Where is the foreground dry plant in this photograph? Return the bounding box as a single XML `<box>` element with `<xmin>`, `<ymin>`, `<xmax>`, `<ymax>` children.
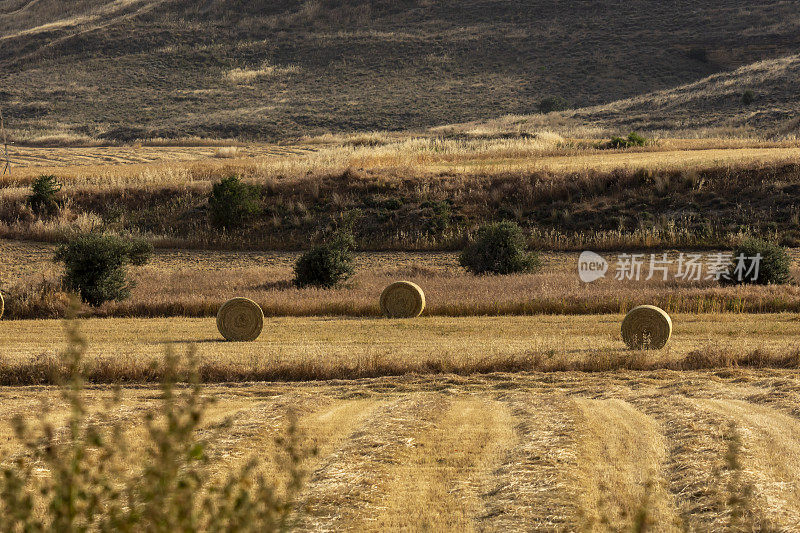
<box><xmin>0</xmin><ymin>318</ymin><xmax>313</xmax><ymax>531</ymax></box>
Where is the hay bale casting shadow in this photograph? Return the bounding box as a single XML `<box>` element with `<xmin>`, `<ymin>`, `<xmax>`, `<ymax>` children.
<box><xmin>621</xmin><ymin>305</ymin><xmax>672</xmax><ymax>350</ymax></box>
<box><xmin>217</xmin><ymin>297</ymin><xmax>264</xmax><ymax>341</ymax></box>
<box><xmin>380</xmin><ymin>281</ymin><xmax>425</xmax><ymax>318</ymax></box>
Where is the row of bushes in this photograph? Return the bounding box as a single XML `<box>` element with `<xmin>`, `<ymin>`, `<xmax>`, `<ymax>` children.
<box><xmin>52</xmin><ymin>223</ymin><xmax>791</xmax><ymax>308</ymax></box>
<box><xmin>51</xmin><ymin>220</ymin><xmax>542</xmax><ymax>305</ymax></box>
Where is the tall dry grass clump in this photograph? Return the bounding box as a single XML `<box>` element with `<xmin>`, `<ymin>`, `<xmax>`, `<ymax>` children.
<box><xmin>0</xmin><ymin>310</ymin><xmax>313</xmax><ymax>530</ymax></box>
<box><xmin>213</xmin><ymin>146</ymin><xmax>239</xmax><ymax>159</ymax></box>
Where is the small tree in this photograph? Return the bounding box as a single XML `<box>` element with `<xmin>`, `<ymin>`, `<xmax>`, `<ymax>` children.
<box><xmin>28</xmin><ymin>174</ymin><xmax>61</xmax><ymax>216</ymax></box>
<box><xmin>460</xmin><ymin>221</ymin><xmax>541</xmax><ymax>275</ymax></box>
<box><xmin>538</xmin><ymin>96</ymin><xmax>570</xmax><ymax>114</ymax></box>
<box><xmin>741</xmin><ymin>90</ymin><xmax>755</xmax><ymax>105</ymax></box>
<box><xmin>608</xmin><ymin>132</ymin><xmax>647</xmax><ymax>149</ymax></box>
<box><xmin>208</xmin><ymin>176</ymin><xmax>260</xmax><ymax>230</ymax></box>
<box><xmin>724</xmin><ymin>238</ymin><xmax>791</xmax><ymax>285</ymax></box>
<box><xmin>54</xmin><ymin>233</ymin><xmax>153</xmax><ymax>306</ymax></box>
<box><xmin>294</xmin><ymin>230</ymin><xmax>355</xmax><ymax>288</ymax></box>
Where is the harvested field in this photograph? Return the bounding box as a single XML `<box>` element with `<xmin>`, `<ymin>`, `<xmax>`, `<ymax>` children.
<box><xmin>2</xmin><ymin>369</ymin><xmax>800</xmax><ymax>530</ymax></box>
<box><xmin>1</xmin><ymin>314</ymin><xmax>799</xmax><ymax>384</ymax></box>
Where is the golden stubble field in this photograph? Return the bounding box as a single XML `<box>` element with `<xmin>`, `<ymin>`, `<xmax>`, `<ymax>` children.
<box><xmin>2</xmin><ymin>363</ymin><xmax>800</xmax><ymax>531</ymax></box>
<box><xmin>1</xmin><ymin>313</ymin><xmax>800</xmax><ymax>381</ymax></box>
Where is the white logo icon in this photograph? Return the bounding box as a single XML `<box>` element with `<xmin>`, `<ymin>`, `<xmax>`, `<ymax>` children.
<box><xmin>578</xmin><ymin>251</ymin><xmax>608</xmax><ymax>283</ymax></box>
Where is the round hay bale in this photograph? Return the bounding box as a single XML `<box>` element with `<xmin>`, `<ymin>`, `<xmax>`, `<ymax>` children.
<box><xmin>217</xmin><ymin>297</ymin><xmax>264</xmax><ymax>342</ymax></box>
<box><xmin>0</xmin><ymin>291</ymin><xmax>4</xmax><ymax>320</ymax></box>
<box><xmin>380</xmin><ymin>281</ymin><xmax>425</xmax><ymax>318</ymax></box>
<box><xmin>621</xmin><ymin>305</ymin><xmax>672</xmax><ymax>350</ymax></box>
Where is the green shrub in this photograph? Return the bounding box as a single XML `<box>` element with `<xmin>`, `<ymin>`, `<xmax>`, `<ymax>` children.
<box><xmin>294</xmin><ymin>230</ymin><xmax>355</xmax><ymax>288</ymax></box>
<box><xmin>687</xmin><ymin>47</ymin><xmax>708</xmax><ymax>62</ymax></box>
<box><xmin>422</xmin><ymin>200</ymin><xmax>451</xmax><ymax>233</ymax></box>
<box><xmin>54</xmin><ymin>233</ymin><xmax>153</xmax><ymax>306</ymax></box>
<box><xmin>209</xmin><ymin>176</ymin><xmax>261</xmax><ymax>229</ymax></box>
<box><xmin>459</xmin><ymin>221</ymin><xmax>541</xmax><ymax>275</ymax></box>
<box><xmin>538</xmin><ymin>96</ymin><xmax>570</xmax><ymax>114</ymax></box>
<box><xmin>725</xmin><ymin>238</ymin><xmax>791</xmax><ymax>285</ymax></box>
<box><xmin>608</xmin><ymin>132</ymin><xmax>647</xmax><ymax>149</ymax></box>
<box><xmin>28</xmin><ymin>174</ymin><xmax>61</xmax><ymax>216</ymax></box>
<box><xmin>741</xmin><ymin>90</ymin><xmax>755</xmax><ymax>105</ymax></box>
<box><xmin>0</xmin><ymin>317</ymin><xmax>311</xmax><ymax>531</ymax></box>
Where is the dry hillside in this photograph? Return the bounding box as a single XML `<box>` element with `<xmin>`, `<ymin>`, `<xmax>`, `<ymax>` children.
<box><xmin>2</xmin><ymin>0</ymin><xmax>800</xmax><ymax>142</ymax></box>
<box><xmin>475</xmin><ymin>53</ymin><xmax>800</xmax><ymax>138</ymax></box>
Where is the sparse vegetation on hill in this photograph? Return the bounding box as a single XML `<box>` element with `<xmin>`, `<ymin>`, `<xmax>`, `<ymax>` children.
<box><xmin>460</xmin><ymin>221</ymin><xmax>541</xmax><ymax>275</ymax></box>
<box><xmin>3</xmin><ymin>160</ymin><xmax>800</xmax><ymax>251</ymax></box>
<box><xmin>2</xmin><ymin>1</ymin><xmax>800</xmax><ymax>143</ymax></box>
<box><xmin>27</xmin><ymin>174</ymin><xmax>61</xmax><ymax>216</ymax></box>
<box><xmin>607</xmin><ymin>132</ymin><xmax>648</xmax><ymax>149</ymax></box>
<box><xmin>727</xmin><ymin>238</ymin><xmax>792</xmax><ymax>286</ymax></box>
<box><xmin>208</xmin><ymin>175</ymin><xmax>260</xmax><ymax>230</ymax></box>
<box><xmin>294</xmin><ymin>229</ymin><xmax>356</xmax><ymax>288</ymax></box>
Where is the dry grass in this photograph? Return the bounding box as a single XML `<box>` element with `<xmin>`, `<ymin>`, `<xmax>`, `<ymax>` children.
<box><xmin>2</xmin><ymin>138</ymin><xmax>799</xmax><ymax>252</ymax></box>
<box><xmin>0</xmin><ymin>144</ymin><xmax>312</xmax><ymax>186</ymax></box>
<box><xmin>224</xmin><ymin>63</ymin><xmax>300</xmax><ymax>83</ymax></box>
<box><xmin>2</xmin><ymin>367</ymin><xmax>800</xmax><ymax>529</ymax></box>
<box><xmin>212</xmin><ymin>146</ymin><xmax>239</xmax><ymax>158</ymax></box>
<box><xmin>2</xmin><ymin>137</ymin><xmax>799</xmax><ymax>190</ymax></box>
<box><xmin>3</xmin><ymin>242</ymin><xmax>799</xmax><ymax>320</ymax></box>
<box><xmin>0</xmin><ymin>313</ymin><xmax>799</xmax><ymax>385</ymax></box>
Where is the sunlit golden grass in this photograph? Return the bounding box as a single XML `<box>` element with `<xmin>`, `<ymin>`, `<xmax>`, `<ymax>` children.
<box><xmin>428</xmin><ymin>147</ymin><xmax>800</xmax><ymax>174</ymax></box>
<box><xmin>1</xmin><ymin>321</ymin><xmax>800</xmax><ymax>529</ymax></box>
<box><xmin>2</xmin><ymin>136</ymin><xmax>798</xmax><ymax>190</ymax></box>
<box><xmin>0</xmin><ymin>313</ymin><xmax>799</xmax><ymax>384</ymax></box>
<box><xmin>3</xmin><ymin>241</ymin><xmax>800</xmax><ymax>320</ymax></box>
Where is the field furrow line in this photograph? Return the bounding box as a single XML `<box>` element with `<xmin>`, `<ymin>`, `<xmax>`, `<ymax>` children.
<box><xmin>196</xmin><ymin>392</ymin><xmax>385</xmax><ymax>477</ymax></box>
<box><xmin>298</xmin><ymin>393</ymin><xmax>449</xmax><ymax>532</ymax></box>
<box><xmin>346</xmin><ymin>395</ymin><xmax>515</xmax><ymax>531</ymax></box>
<box><xmin>481</xmin><ymin>391</ymin><xmax>580</xmax><ymax>531</ymax></box>
<box><xmin>570</xmin><ymin>398</ymin><xmax>682</xmax><ymax>531</ymax></box>
<box><xmin>694</xmin><ymin>398</ymin><xmax>800</xmax><ymax>530</ymax></box>
<box><xmin>633</xmin><ymin>396</ymin><xmax>742</xmax><ymax>532</ymax></box>
<box><xmin>198</xmin><ymin>392</ymin><xmax>329</xmax><ymax>470</ymax></box>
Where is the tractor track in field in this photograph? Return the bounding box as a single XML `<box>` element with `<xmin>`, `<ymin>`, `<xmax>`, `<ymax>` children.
<box><xmin>3</xmin><ymin>370</ymin><xmax>800</xmax><ymax>530</ymax></box>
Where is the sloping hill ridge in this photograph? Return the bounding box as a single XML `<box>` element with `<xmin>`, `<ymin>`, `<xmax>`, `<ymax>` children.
<box><xmin>1</xmin><ymin>0</ymin><xmax>800</xmax><ymax>142</ymax></box>
<box><xmin>567</xmin><ymin>54</ymin><xmax>800</xmax><ymax>136</ymax></box>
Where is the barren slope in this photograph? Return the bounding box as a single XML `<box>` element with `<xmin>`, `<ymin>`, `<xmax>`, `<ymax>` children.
<box><xmin>568</xmin><ymin>54</ymin><xmax>800</xmax><ymax>136</ymax></box>
<box><xmin>2</xmin><ymin>0</ymin><xmax>800</xmax><ymax>142</ymax></box>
